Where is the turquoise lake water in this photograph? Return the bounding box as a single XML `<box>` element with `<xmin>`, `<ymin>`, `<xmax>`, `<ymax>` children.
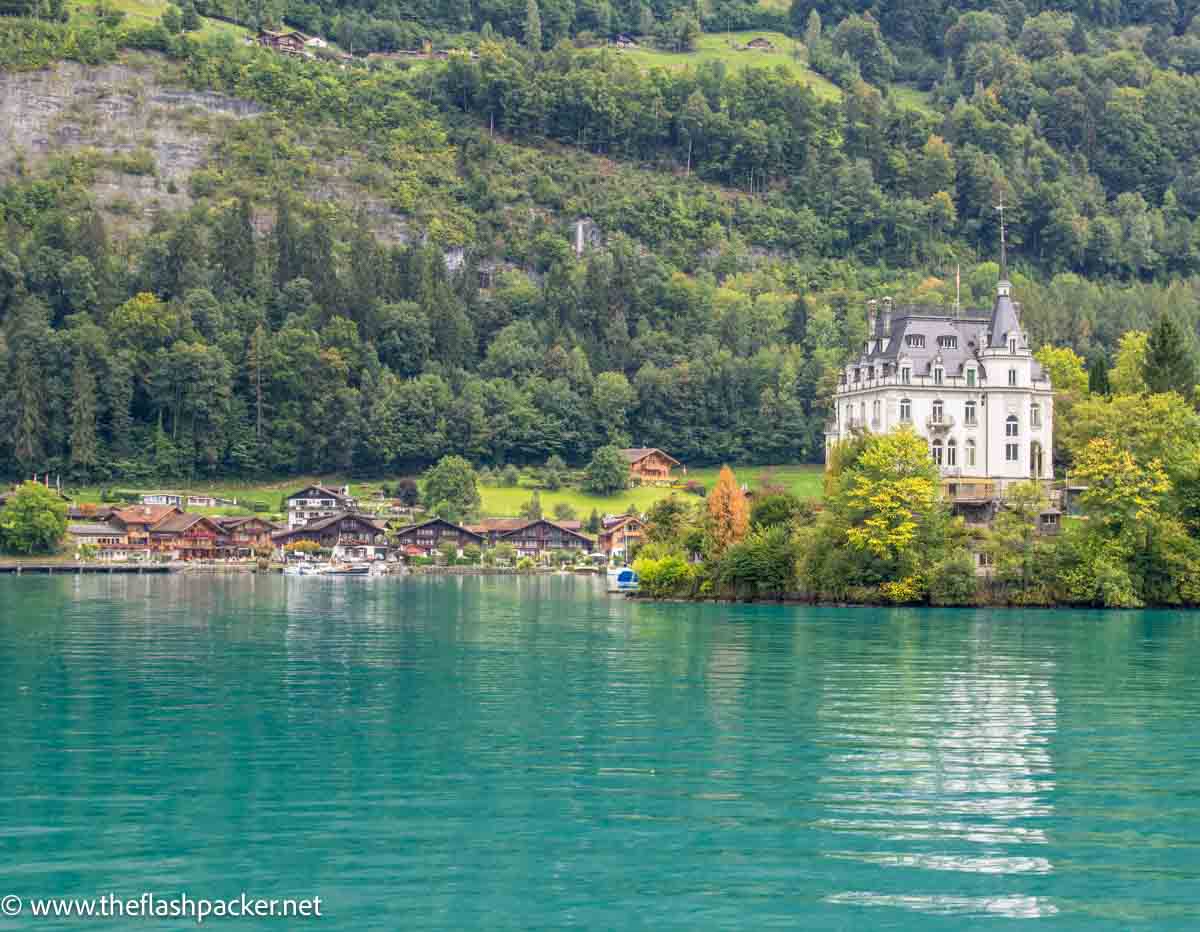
<box><xmin>0</xmin><ymin>574</ymin><xmax>1198</xmax><ymax>929</ymax></box>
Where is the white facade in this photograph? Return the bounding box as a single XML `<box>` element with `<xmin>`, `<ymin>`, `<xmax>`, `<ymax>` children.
<box><xmin>827</xmin><ymin>281</ymin><xmax>1054</xmax><ymax>492</ymax></box>
<box><xmin>285</xmin><ymin>485</ymin><xmax>356</xmax><ymax>529</ymax></box>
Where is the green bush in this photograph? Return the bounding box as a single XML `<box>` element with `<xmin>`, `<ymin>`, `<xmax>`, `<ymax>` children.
<box><xmin>633</xmin><ymin>554</ymin><xmax>695</xmax><ymax>598</ymax></box>
<box><xmin>928</xmin><ymin>551</ymin><xmax>979</xmax><ymax>606</ymax></box>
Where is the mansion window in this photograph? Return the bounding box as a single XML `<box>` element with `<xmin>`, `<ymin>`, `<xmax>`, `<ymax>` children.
<box><xmin>932</xmin><ymin>400</ymin><xmax>944</xmax><ymax>423</ymax></box>
<box><xmin>906</xmin><ymin>335</ymin><xmax>925</xmax><ymax>349</ymax></box>
<box><xmin>900</xmin><ymin>398</ymin><xmax>912</xmax><ymax>422</ymax></box>
<box><xmin>964</xmin><ymin>401</ymin><xmax>977</xmax><ymax>426</ymax></box>
<box><xmin>901</xmin><ymin>366</ymin><xmax>911</xmax><ymax>384</ymax></box>
<box><xmin>853</xmin><ymin>368</ymin><xmax>861</xmax><ymax>383</ymax></box>
<box><xmin>933</xmin><ymin>366</ymin><xmax>944</xmax><ymax>385</ymax></box>
<box><xmin>871</xmin><ymin>399</ymin><xmax>881</xmax><ymax>425</ymax></box>
<box><xmin>938</xmin><ymin>335</ymin><xmax>958</xmax><ymax>349</ymax></box>
<box><xmin>947</xmin><ymin>438</ymin><xmax>958</xmax><ymax>467</ymax></box>
<box><xmin>1009</xmin><ymin>337</ymin><xmax>1018</xmax><ymax>354</ymax></box>
<box><xmin>966</xmin><ymin>368</ymin><xmax>976</xmax><ymax>387</ymax></box>
<box><xmin>1008</xmin><ymin>368</ymin><xmax>1018</xmax><ymax>386</ymax></box>
<box><xmin>1006</xmin><ymin>442</ymin><xmax>1020</xmax><ymax>462</ymax></box>
<box><xmin>1006</xmin><ymin>415</ymin><xmax>1019</xmax><ymax>437</ymax></box>
<box><xmin>932</xmin><ymin>440</ymin><xmax>944</xmax><ymax>466</ymax></box>
<box><xmin>1031</xmin><ymin>403</ymin><xmax>1041</xmax><ymax>428</ymax></box>
<box><xmin>966</xmin><ymin>439</ymin><xmax>977</xmax><ymax>467</ymax></box>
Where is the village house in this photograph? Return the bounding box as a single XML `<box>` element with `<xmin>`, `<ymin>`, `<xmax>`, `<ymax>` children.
<box><xmin>391</xmin><ymin>518</ymin><xmax>485</xmax><ymax>558</ymax></box>
<box><xmin>68</xmin><ymin>522</ymin><xmax>130</xmax><ymax>560</ymax></box>
<box><xmin>745</xmin><ymin>36</ymin><xmax>775</xmax><ymax>50</ymax></box>
<box><xmin>825</xmin><ymin>238</ymin><xmax>1054</xmax><ymax>505</ymax></box>
<box><xmin>110</xmin><ymin>504</ymin><xmax>183</xmax><ymax>558</ymax></box>
<box><xmin>468</xmin><ymin>520</ymin><xmax>595</xmax><ymax>556</ymax></box>
<box><xmin>620</xmin><ymin>448</ymin><xmax>680</xmax><ymax>484</ymax></box>
<box><xmin>597</xmin><ymin>514</ymin><xmax>645</xmax><ymax>559</ymax></box>
<box><xmin>213</xmin><ymin>516</ymin><xmax>280</xmax><ymax>558</ymax></box>
<box><xmin>285</xmin><ymin>485</ymin><xmax>358</xmax><ymax>529</ymax></box>
<box><xmin>256</xmin><ymin>28</ymin><xmax>314</xmax><ymax>57</ymax></box>
<box><xmin>150</xmin><ymin>513</ymin><xmax>225</xmax><ymax>561</ymax></box>
<box><xmin>272</xmin><ymin>512</ymin><xmax>389</xmax><ymax>561</ymax></box>
<box><xmin>187</xmin><ymin>495</ymin><xmax>218</xmax><ymax>509</ymax></box>
<box><xmin>141</xmin><ymin>492</ymin><xmax>183</xmax><ymax>507</ymax></box>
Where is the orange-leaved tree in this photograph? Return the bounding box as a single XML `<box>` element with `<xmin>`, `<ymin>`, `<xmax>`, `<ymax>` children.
<box><xmin>707</xmin><ymin>465</ymin><xmax>749</xmax><ymax>556</ymax></box>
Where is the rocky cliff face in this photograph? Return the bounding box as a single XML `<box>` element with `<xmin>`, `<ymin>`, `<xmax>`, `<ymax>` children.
<box><xmin>0</xmin><ymin>61</ymin><xmax>263</xmax><ymax>228</ymax></box>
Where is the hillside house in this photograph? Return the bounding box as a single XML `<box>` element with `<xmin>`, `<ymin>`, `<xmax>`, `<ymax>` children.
<box><xmin>285</xmin><ymin>485</ymin><xmax>357</xmax><ymax>529</ymax></box>
<box><xmin>391</xmin><ymin>518</ymin><xmax>484</xmax><ymax>557</ymax></box>
<box><xmin>746</xmin><ymin>37</ymin><xmax>775</xmax><ymax>50</ymax></box>
<box><xmin>142</xmin><ymin>492</ymin><xmax>183</xmax><ymax>507</ymax></box>
<box><xmin>257</xmin><ymin>28</ymin><xmax>312</xmax><ymax>56</ymax></box>
<box><xmin>620</xmin><ymin>448</ymin><xmax>680</xmax><ymax>484</ymax></box>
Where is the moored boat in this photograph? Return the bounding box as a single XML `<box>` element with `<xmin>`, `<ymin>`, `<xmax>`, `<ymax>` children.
<box><xmin>606</xmin><ymin>566</ymin><xmax>640</xmax><ymax>593</ymax></box>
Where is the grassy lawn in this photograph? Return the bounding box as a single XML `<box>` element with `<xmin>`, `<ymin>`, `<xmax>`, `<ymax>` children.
<box><xmin>66</xmin><ymin>464</ymin><xmax>825</xmax><ymax>521</ymax></box>
<box><xmin>68</xmin><ymin>0</ymin><xmax>249</xmax><ymax>40</ymax></box>
<box><xmin>617</xmin><ymin>31</ymin><xmax>842</xmax><ymax>101</ymax></box>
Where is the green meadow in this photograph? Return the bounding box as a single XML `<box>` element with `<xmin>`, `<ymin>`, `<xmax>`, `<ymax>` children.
<box><xmin>68</xmin><ymin>0</ymin><xmax>249</xmax><ymax>40</ymax></box>
<box><xmin>68</xmin><ymin>464</ymin><xmax>824</xmax><ymax>522</ymax></box>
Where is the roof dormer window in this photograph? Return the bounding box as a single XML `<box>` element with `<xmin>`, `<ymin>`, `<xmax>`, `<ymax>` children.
<box><xmin>937</xmin><ymin>335</ymin><xmax>957</xmax><ymax>349</ymax></box>
<box><xmin>1008</xmin><ymin>336</ymin><xmax>1017</xmax><ymax>354</ymax></box>
<box><xmin>905</xmin><ymin>334</ymin><xmax>925</xmax><ymax>349</ymax></box>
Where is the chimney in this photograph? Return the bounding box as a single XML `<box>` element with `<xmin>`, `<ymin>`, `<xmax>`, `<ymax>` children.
<box><xmin>881</xmin><ymin>296</ymin><xmax>893</xmax><ymax>334</ymax></box>
<box><xmin>866</xmin><ymin>299</ymin><xmax>878</xmax><ymax>337</ymax></box>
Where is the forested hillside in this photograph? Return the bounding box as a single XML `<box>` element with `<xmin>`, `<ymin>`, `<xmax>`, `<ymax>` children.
<box><xmin>1</xmin><ymin>1</ymin><xmax>1199</xmax><ymax>484</ymax></box>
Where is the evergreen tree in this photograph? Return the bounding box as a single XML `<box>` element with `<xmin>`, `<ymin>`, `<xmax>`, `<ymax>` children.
<box><xmin>525</xmin><ymin>0</ymin><xmax>542</xmax><ymax>51</ymax></box>
<box><xmin>273</xmin><ymin>193</ymin><xmax>303</xmax><ymax>291</ymax></box>
<box><xmin>1088</xmin><ymin>354</ymin><xmax>1111</xmax><ymax>396</ymax></box>
<box><xmin>180</xmin><ymin>0</ymin><xmax>200</xmax><ymax>31</ymax></box>
<box><xmin>69</xmin><ymin>356</ymin><xmax>99</xmax><ymax>477</ymax></box>
<box><xmin>214</xmin><ymin>197</ymin><xmax>256</xmax><ymax>297</ymax></box>
<box><xmin>1144</xmin><ymin>311</ymin><xmax>1197</xmax><ymax>396</ymax></box>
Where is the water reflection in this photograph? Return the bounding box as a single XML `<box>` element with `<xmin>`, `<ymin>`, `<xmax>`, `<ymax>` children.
<box><xmin>817</xmin><ymin>623</ymin><xmax>1058</xmax><ymax>918</ymax></box>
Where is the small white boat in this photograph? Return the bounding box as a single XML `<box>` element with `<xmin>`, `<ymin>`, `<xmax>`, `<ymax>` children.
<box><xmin>284</xmin><ymin>562</ymin><xmax>331</xmax><ymax>576</ymax></box>
<box><xmin>607</xmin><ymin>566</ymin><xmax>640</xmax><ymax>593</ymax></box>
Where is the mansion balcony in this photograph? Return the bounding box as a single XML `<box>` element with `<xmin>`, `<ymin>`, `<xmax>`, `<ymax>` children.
<box><xmin>926</xmin><ymin>414</ymin><xmax>955</xmax><ymax>431</ymax></box>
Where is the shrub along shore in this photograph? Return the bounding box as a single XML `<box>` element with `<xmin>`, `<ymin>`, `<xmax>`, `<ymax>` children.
<box><xmin>631</xmin><ymin>404</ymin><xmax>1200</xmax><ymax>610</ymax></box>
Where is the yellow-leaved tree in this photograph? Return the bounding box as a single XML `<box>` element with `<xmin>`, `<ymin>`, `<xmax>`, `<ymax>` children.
<box><xmin>841</xmin><ymin>428</ymin><xmax>939</xmax><ymax>561</ymax></box>
<box><xmin>707</xmin><ymin>465</ymin><xmax>749</xmax><ymax>556</ymax></box>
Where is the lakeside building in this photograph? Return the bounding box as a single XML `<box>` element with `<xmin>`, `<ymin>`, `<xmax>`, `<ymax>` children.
<box><xmin>597</xmin><ymin>514</ymin><xmax>644</xmax><ymax>559</ymax></box>
<box><xmin>467</xmin><ymin>518</ymin><xmax>594</xmax><ymax>557</ymax></box>
<box><xmin>826</xmin><ymin>267</ymin><xmax>1054</xmax><ymax>506</ymax></box>
<box><xmin>390</xmin><ymin>518</ymin><xmax>486</xmax><ymax>558</ymax></box>
<box><xmin>272</xmin><ymin>512</ymin><xmax>389</xmax><ymax>562</ymax></box>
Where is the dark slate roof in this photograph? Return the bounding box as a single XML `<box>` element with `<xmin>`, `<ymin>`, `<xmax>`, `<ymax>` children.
<box><xmin>861</xmin><ymin>308</ymin><xmax>990</xmax><ymax>375</ymax></box>
<box><xmin>286</xmin><ymin>511</ymin><xmax>386</xmax><ymax>534</ymax></box>
<box><xmin>68</xmin><ymin>522</ymin><xmax>121</xmax><ymax>536</ymax></box>
<box><xmin>988</xmin><ymin>288</ymin><xmax>1023</xmax><ymax>348</ymax></box>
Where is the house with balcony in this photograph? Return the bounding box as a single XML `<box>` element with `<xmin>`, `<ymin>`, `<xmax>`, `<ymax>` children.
<box><xmin>272</xmin><ymin>512</ymin><xmax>389</xmax><ymax>561</ymax></box>
<box><xmin>826</xmin><ymin>265</ymin><xmax>1053</xmax><ymax>501</ymax></box>
<box><xmin>213</xmin><ymin>516</ymin><xmax>281</xmax><ymax>557</ymax></box>
<box><xmin>597</xmin><ymin>514</ymin><xmax>644</xmax><ymax>560</ymax></box>
<box><xmin>285</xmin><ymin>485</ymin><xmax>358</xmax><ymax>529</ymax></box>
<box><xmin>619</xmin><ymin>448</ymin><xmax>680</xmax><ymax>484</ymax></box>
<box><xmin>391</xmin><ymin>518</ymin><xmax>485</xmax><ymax>558</ymax></box>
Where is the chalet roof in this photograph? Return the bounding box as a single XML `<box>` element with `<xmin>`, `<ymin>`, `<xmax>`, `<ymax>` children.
<box><xmin>68</xmin><ymin>522</ymin><xmax>121</xmax><ymax>536</ymax></box>
<box><xmin>497</xmin><ymin>518</ymin><xmax>593</xmax><ymax>543</ymax></box>
<box><xmin>213</xmin><ymin>516</ymin><xmax>280</xmax><ymax>531</ymax></box>
<box><xmin>297</xmin><ymin>511</ymin><xmax>386</xmax><ymax>534</ymax></box>
<box><xmin>151</xmin><ymin>513</ymin><xmax>216</xmax><ymax>535</ymax></box>
<box><xmin>394</xmin><ymin>517</ymin><xmax>484</xmax><ymax>540</ymax></box>
<box><xmin>619</xmin><ymin>447</ymin><xmax>680</xmax><ymax>466</ymax></box>
<box><xmin>286</xmin><ymin>485</ymin><xmax>353</xmax><ymax>503</ymax></box>
<box><xmin>112</xmin><ymin>504</ymin><xmax>182</xmax><ymax>526</ymax></box>
<box><xmin>601</xmin><ymin>515</ymin><xmax>642</xmax><ymax>535</ymax></box>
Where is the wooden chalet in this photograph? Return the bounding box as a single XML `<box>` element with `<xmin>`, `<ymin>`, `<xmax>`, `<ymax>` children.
<box><xmin>391</xmin><ymin>518</ymin><xmax>484</xmax><ymax>557</ymax></box>
<box><xmin>619</xmin><ymin>448</ymin><xmax>680</xmax><ymax>484</ymax></box>
<box><xmin>597</xmin><ymin>515</ymin><xmax>644</xmax><ymax>557</ymax></box>
<box><xmin>745</xmin><ymin>36</ymin><xmax>775</xmax><ymax>50</ymax></box>
<box><xmin>257</xmin><ymin>28</ymin><xmax>312</xmax><ymax>56</ymax></box>
<box><xmin>272</xmin><ymin>512</ymin><xmax>389</xmax><ymax>560</ymax></box>
<box><xmin>150</xmin><ymin>513</ymin><xmax>225</xmax><ymax>560</ymax></box>
<box><xmin>490</xmin><ymin>518</ymin><xmax>593</xmax><ymax>557</ymax></box>
<box><xmin>214</xmin><ymin>516</ymin><xmax>280</xmax><ymax>556</ymax></box>
<box><xmin>110</xmin><ymin>504</ymin><xmax>184</xmax><ymax>555</ymax></box>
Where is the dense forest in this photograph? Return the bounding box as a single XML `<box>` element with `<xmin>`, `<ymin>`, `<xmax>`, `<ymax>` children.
<box><xmin>1</xmin><ymin>0</ymin><xmax>1199</xmax><ymax>483</ymax></box>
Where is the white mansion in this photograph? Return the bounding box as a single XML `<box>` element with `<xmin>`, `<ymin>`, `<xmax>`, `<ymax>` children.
<box><xmin>826</xmin><ymin>274</ymin><xmax>1053</xmax><ymax>495</ymax></box>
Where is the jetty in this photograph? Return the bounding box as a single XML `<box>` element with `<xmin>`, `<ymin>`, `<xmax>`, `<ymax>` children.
<box><xmin>0</xmin><ymin>564</ymin><xmax>176</xmax><ymax>575</ymax></box>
